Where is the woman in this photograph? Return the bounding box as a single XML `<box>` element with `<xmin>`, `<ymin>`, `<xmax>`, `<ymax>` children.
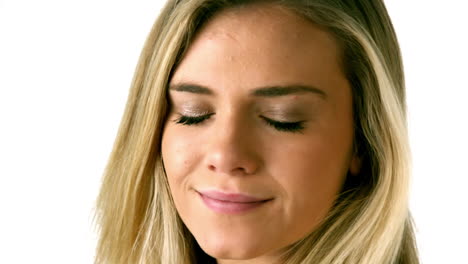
<box><xmin>93</xmin><ymin>0</ymin><xmax>419</xmax><ymax>263</ymax></box>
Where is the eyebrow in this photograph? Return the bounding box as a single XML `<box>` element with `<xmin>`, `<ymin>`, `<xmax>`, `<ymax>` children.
<box><xmin>169</xmin><ymin>83</ymin><xmax>327</xmax><ymax>99</ymax></box>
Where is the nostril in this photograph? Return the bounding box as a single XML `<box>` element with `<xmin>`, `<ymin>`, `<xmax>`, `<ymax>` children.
<box><xmin>207</xmin><ymin>163</ymin><xmax>254</xmax><ymax>175</ymax></box>
<box><xmin>204</xmin><ymin>146</ymin><xmax>261</xmax><ymax>175</ymax></box>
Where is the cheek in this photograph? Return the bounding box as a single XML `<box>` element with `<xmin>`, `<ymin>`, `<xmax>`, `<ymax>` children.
<box><xmin>278</xmin><ymin>145</ymin><xmax>345</xmax><ymax>191</ymax></box>
<box><xmin>161</xmin><ymin>125</ymin><xmax>199</xmax><ymax>194</ymax></box>
<box><xmin>269</xmin><ymin>129</ymin><xmax>352</xmax><ymax>233</ymax></box>
<box><xmin>278</xmin><ymin>149</ymin><xmax>346</xmax><ymax>209</ymax></box>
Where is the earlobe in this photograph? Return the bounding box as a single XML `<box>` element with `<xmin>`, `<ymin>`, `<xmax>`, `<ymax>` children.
<box><xmin>349</xmin><ymin>154</ymin><xmax>362</xmax><ymax>176</ymax></box>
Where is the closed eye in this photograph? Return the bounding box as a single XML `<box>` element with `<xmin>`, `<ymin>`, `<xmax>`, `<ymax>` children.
<box><xmin>173</xmin><ymin>114</ymin><xmax>305</xmax><ymax>133</ymax></box>
<box><xmin>173</xmin><ymin>113</ymin><xmax>214</xmax><ymax>125</ymax></box>
<box><xmin>260</xmin><ymin>116</ymin><xmax>305</xmax><ymax>133</ymax></box>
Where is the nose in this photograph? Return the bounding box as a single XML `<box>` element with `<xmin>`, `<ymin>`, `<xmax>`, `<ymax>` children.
<box><xmin>204</xmin><ymin>114</ymin><xmax>262</xmax><ymax>176</ymax></box>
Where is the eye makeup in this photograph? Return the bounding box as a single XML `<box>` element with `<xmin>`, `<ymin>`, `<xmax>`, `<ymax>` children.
<box><xmin>168</xmin><ymin>96</ymin><xmax>314</xmax><ymax>133</ymax></box>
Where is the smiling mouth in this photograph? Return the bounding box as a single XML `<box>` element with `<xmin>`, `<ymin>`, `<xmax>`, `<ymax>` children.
<box><xmin>197</xmin><ymin>191</ymin><xmax>273</xmax><ymax>214</ymax></box>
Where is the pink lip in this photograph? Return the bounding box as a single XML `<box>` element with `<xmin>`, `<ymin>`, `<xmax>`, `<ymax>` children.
<box><xmin>197</xmin><ymin>191</ymin><xmax>272</xmax><ymax>214</ymax></box>
<box><xmin>198</xmin><ymin>190</ymin><xmax>268</xmax><ymax>202</ymax></box>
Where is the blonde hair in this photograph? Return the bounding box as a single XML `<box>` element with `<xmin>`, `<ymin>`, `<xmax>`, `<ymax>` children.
<box><xmin>93</xmin><ymin>0</ymin><xmax>419</xmax><ymax>263</ymax></box>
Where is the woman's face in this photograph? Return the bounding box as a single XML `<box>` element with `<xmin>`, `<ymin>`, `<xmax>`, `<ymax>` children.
<box><xmin>161</xmin><ymin>4</ymin><xmax>360</xmax><ymax>263</ymax></box>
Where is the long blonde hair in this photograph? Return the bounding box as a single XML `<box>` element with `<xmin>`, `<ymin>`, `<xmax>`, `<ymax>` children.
<box><xmin>93</xmin><ymin>0</ymin><xmax>419</xmax><ymax>263</ymax></box>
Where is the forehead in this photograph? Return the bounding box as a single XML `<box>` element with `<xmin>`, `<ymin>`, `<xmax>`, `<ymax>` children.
<box><xmin>170</xmin><ymin>3</ymin><xmax>346</xmax><ymax>94</ymax></box>
<box><xmin>201</xmin><ymin>4</ymin><xmax>337</xmax><ymax>49</ymax></box>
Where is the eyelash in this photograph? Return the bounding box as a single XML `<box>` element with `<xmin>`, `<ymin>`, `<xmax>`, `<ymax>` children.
<box><xmin>173</xmin><ymin>114</ymin><xmax>305</xmax><ymax>133</ymax></box>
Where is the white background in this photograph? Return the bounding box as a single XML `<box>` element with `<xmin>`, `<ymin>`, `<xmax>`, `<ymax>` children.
<box><xmin>0</xmin><ymin>0</ymin><xmax>466</xmax><ymax>263</ymax></box>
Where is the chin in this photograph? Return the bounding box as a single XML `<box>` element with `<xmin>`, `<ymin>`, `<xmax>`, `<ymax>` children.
<box><xmin>197</xmin><ymin>235</ymin><xmax>269</xmax><ymax>260</ymax></box>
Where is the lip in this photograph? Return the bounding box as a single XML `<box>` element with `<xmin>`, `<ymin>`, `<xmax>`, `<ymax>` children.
<box><xmin>197</xmin><ymin>190</ymin><xmax>273</xmax><ymax>214</ymax></box>
<box><xmin>198</xmin><ymin>190</ymin><xmax>270</xmax><ymax>202</ymax></box>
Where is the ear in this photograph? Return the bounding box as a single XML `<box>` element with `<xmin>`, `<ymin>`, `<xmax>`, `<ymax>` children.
<box><xmin>349</xmin><ymin>153</ymin><xmax>362</xmax><ymax>176</ymax></box>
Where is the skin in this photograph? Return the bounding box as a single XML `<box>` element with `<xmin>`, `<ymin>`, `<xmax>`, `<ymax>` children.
<box><xmin>161</xmin><ymin>3</ymin><xmax>360</xmax><ymax>264</ymax></box>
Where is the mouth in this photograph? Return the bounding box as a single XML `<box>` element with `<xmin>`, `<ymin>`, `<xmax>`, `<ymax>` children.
<box><xmin>197</xmin><ymin>190</ymin><xmax>273</xmax><ymax>214</ymax></box>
